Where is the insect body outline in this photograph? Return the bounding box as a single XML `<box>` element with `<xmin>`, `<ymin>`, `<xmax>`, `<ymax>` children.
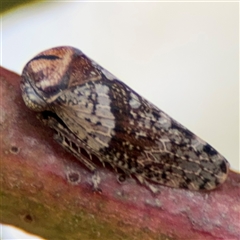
<box><xmin>21</xmin><ymin>46</ymin><xmax>229</xmax><ymax>192</ymax></box>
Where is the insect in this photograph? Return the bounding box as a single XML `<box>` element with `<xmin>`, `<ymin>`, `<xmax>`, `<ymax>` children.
<box><xmin>21</xmin><ymin>46</ymin><xmax>229</xmax><ymax>191</ymax></box>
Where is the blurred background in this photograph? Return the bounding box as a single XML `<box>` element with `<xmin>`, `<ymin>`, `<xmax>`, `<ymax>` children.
<box><xmin>1</xmin><ymin>1</ymin><xmax>239</xmax><ymax>239</ymax></box>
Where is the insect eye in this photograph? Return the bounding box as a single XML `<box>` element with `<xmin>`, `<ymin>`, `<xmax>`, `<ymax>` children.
<box><xmin>41</xmin><ymin>85</ymin><xmax>62</xmax><ymax>95</ymax></box>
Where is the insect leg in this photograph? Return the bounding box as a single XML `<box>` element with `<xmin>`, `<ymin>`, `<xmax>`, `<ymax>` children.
<box><xmin>38</xmin><ymin>112</ymin><xmax>97</xmax><ymax>172</ymax></box>
<box><xmin>53</xmin><ymin>132</ymin><xmax>97</xmax><ymax>172</ymax></box>
<box><xmin>135</xmin><ymin>175</ymin><xmax>160</xmax><ymax>194</ymax></box>
<box><xmin>55</xmin><ymin>130</ymin><xmax>103</xmax><ymax>191</ymax></box>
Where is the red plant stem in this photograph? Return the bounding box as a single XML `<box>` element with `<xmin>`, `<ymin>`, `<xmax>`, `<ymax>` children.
<box><xmin>0</xmin><ymin>66</ymin><xmax>239</xmax><ymax>240</ymax></box>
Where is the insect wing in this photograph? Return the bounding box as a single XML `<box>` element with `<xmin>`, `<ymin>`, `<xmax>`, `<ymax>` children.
<box><xmin>54</xmin><ymin>78</ymin><xmax>229</xmax><ymax>191</ymax></box>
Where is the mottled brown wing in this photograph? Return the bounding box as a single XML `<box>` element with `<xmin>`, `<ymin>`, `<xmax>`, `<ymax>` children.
<box><xmin>53</xmin><ymin>78</ymin><xmax>229</xmax><ymax>191</ymax></box>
